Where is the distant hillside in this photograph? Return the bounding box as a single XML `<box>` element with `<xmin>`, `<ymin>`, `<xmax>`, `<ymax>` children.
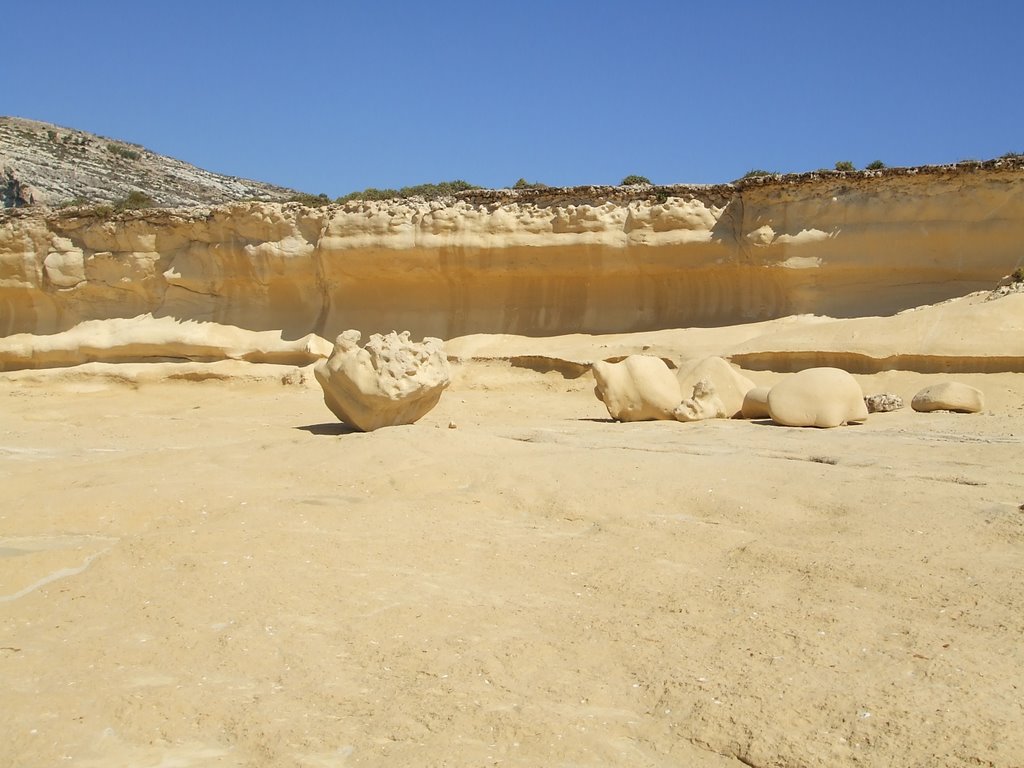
<box><xmin>0</xmin><ymin>116</ymin><xmax>299</xmax><ymax>209</ymax></box>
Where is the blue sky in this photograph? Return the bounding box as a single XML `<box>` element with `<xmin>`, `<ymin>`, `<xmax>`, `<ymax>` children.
<box><xmin>6</xmin><ymin>1</ymin><xmax>1022</xmax><ymax>196</ymax></box>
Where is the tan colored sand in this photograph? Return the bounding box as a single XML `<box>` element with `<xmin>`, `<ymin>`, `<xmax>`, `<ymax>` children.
<box><xmin>2</xmin><ymin>350</ymin><xmax>1023</xmax><ymax>767</ymax></box>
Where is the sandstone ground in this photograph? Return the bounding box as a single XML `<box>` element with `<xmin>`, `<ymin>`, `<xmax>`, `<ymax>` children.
<box><xmin>2</xmin><ymin>354</ymin><xmax>1022</xmax><ymax>767</ymax></box>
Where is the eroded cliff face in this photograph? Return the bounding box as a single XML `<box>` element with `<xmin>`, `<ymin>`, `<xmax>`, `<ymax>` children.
<box><xmin>2</xmin><ymin>161</ymin><xmax>1022</xmax><ymax>339</ymax></box>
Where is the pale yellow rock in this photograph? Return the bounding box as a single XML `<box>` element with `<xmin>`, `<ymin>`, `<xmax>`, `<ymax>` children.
<box><xmin>0</xmin><ymin>315</ymin><xmax>332</xmax><ymax>371</ymax></box>
<box><xmin>676</xmin><ymin>356</ymin><xmax>755</xmax><ymax>418</ymax></box>
<box><xmin>314</xmin><ymin>330</ymin><xmax>450</xmax><ymax>431</ymax></box>
<box><xmin>591</xmin><ymin>355</ymin><xmax>682</xmax><ymax>422</ymax></box>
<box><xmin>911</xmin><ymin>381</ymin><xmax>985</xmax><ymax>413</ymax></box>
<box><xmin>673</xmin><ymin>378</ymin><xmax>728</xmax><ymax>422</ymax></box>
<box><xmin>767</xmin><ymin>367</ymin><xmax>869</xmax><ymax>428</ymax></box>
<box><xmin>729</xmin><ymin>292</ymin><xmax>1024</xmax><ymax>373</ymax></box>
<box><xmin>42</xmin><ymin>239</ymin><xmax>86</xmax><ymax>288</ymax></box>
<box><xmin>3</xmin><ymin>163</ymin><xmax>1023</xmax><ymax>339</ymax></box>
<box><xmin>741</xmin><ymin>386</ymin><xmax>772</xmax><ymax>419</ymax></box>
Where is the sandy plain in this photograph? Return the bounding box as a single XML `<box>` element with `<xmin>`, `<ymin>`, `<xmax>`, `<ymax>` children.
<box><xmin>2</xmin><ymin>324</ymin><xmax>1023</xmax><ymax>768</ymax></box>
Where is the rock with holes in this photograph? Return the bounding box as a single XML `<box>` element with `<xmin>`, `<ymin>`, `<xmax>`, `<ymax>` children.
<box><xmin>592</xmin><ymin>355</ymin><xmax>681</xmax><ymax>422</ymax></box>
<box><xmin>767</xmin><ymin>367</ymin><xmax>868</xmax><ymax>428</ymax></box>
<box><xmin>911</xmin><ymin>382</ymin><xmax>984</xmax><ymax>413</ymax></box>
<box><xmin>314</xmin><ymin>330</ymin><xmax>450</xmax><ymax>431</ymax></box>
<box><xmin>674</xmin><ymin>378</ymin><xmax>728</xmax><ymax>422</ymax></box>
<box><xmin>741</xmin><ymin>386</ymin><xmax>772</xmax><ymax>419</ymax></box>
<box><xmin>865</xmin><ymin>393</ymin><xmax>904</xmax><ymax>413</ymax></box>
<box><xmin>675</xmin><ymin>357</ymin><xmax>755</xmax><ymax>419</ymax></box>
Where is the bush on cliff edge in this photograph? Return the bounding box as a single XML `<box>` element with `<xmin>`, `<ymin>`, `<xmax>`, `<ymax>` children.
<box><xmin>336</xmin><ymin>180</ymin><xmax>476</xmax><ymax>203</ymax></box>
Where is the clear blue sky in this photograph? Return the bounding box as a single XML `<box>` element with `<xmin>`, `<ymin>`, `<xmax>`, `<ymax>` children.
<box><xmin>6</xmin><ymin>1</ymin><xmax>1022</xmax><ymax>196</ymax></box>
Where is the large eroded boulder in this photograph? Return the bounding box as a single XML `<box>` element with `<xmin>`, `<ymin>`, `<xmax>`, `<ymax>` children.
<box><xmin>314</xmin><ymin>330</ymin><xmax>450</xmax><ymax>431</ymax></box>
<box><xmin>767</xmin><ymin>367</ymin><xmax>869</xmax><ymax>428</ymax></box>
<box><xmin>592</xmin><ymin>355</ymin><xmax>681</xmax><ymax>422</ymax></box>
<box><xmin>911</xmin><ymin>382</ymin><xmax>985</xmax><ymax>413</ymax></box>
<box><xmin>676</xmin><ymin>357</ymin><xmax>756</xmax><ymax>419</ymax></box>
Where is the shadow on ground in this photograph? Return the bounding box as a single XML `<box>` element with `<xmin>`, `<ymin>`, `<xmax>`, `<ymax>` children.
<box><xmin>295</xmin><ymin>422</ymin><xmax>360</xmax><ymax>436</ymax></box>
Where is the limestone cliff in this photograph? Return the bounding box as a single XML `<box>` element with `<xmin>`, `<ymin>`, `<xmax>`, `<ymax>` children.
<box><xmin>2</xmin><ymin>159</ymin><xmax>1022</xmax><ymax>341</ymax></box>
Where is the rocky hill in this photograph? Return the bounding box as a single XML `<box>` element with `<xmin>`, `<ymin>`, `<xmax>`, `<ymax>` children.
<box><xmin>0</xmin><ymin>116</ymin><xmax>298</xmax><ymax>209</ymax></box>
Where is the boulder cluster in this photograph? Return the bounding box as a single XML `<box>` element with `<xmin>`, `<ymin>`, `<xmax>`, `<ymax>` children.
<box><xmin>311</xmin><ymin>333</ymin><xmax>986</xmax><ymax>432</ymax></box>
<box><xmin>589</xmin><ymin>354</ymin><xmax>984</xmax><ymax>428</ymax></box>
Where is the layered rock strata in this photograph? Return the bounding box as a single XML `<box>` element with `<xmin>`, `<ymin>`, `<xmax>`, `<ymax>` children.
<box><xmin>0</xmin><ymin>315</ymin><xmax>330</xmax><ymax>371</ymax></box>
<box><xmin>2</xmin><ymin>159</ymin><xmax>1023</xmax><ymax>343</ymax></box>
<box><xmin>1</xmin><ymin>117</ymin><xmax>296</xmax><ymax>208</ymax></box>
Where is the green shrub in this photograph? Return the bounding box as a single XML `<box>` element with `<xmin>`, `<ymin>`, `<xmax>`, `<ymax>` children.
<box><xmin>337</xmin><ymin>179</ymin><xmax>476</xmax><ymax>203</ymax></box>
<box><xmin>106</xmin><ymin>143</ymin><xmax>141</xmax><ymax>161</ymax></box>
<box><xmin>287</xmin><ymin>192</ymin><xmax>332</xmax><ymax>206</ymax></box>
<box><xmin>1011</xmin><ymin>267</ymin><xmax>1024</xmax><ymax>284</ymax></box>
<box><xmin>73</xmin><ymin>204</ymin><xmax>115</xmax><ymax>218</ymax></box>
<box><xmin>336</xmin><ymin>187</ymin><xmax>399</xmax><ymax>202</ymax></box>
<box><xmin>58</xmin><ymin>196</ymin><xmax>91</xmax><ymax>209</ymax></box>
<box><xmin>865</xmin><ymin>160</ymin><xmax>886</xmax><ymax>170</ymax></box>
<box><xmin>65</xmin><ymin>191</ymin><xmax>154</xmax><ymax>217</ymax></box>
<box><xmin>399</xmin><ymin>180</ymin><xmax>475</xmax><ymax>198</ymax></box>
<box><xmin>620</xmin><ymin>174</ymin><xmax>651</xmax><ymax>185</ymax></box>
<box><xmin>115</xmin><ymin>191</ymin><xmax>155</xmax><ymax>210</ymax></box>
<box><xmin>513</xmin><ymin>178</ymin><xmax>549</xmax><ymax>190</ymax></box>
<box><xmin>834</xmin><ymin>160</ymin><xmax>855</xmax><ymax>172</ymax></box>
<box><xmin>741</xmin><ymin>169</ymin><xmax>776</xmax><ymax>179</ymax></box>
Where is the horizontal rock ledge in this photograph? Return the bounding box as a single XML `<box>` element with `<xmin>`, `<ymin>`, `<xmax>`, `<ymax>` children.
<box><xmin>2</xmin><ymin>164</ymin><xmax>1022</xmax><ymax>339</ymax></box>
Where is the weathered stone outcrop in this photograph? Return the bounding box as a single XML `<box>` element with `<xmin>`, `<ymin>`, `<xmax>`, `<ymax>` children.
<box><xmin>676</xmin><ymin>356</ymin><xmax>755</xmax><ymax>419</ymax></box>
<box><xmin>2</xmin><ymin>166</ymin><xmax>37</xmax><ymax>208</ymax></box>
<box><xmin>2</xmin><ymin>159</ymin><xmax>1024</xmax><ymax>342</ymax></box>
<box><xmin>767</xmin><ymin>368</ymin><xmax>869</xmax><ymax>428</ymax></box>
<box><xmin>314</xmin><ymin>330</ymin><xmax>450</xmax><ymax>431</ymax></box>
<box><xmin>673</xmin><ymin>378</ymin><xmax>729</xmax><ymax>422</ymax></box>
<box><xmin>592</xmin><ymin>355</ymin><xmax>682</xmax><ymax>422</ymax></box>
<box><xmin>1</xmin><ymin>117</ymin><xmax>296</xmax><ymax>208</ymax></box>
<box><xmin>0</xmin><ymin>315</ymin><xmax>331</xmax><ymax>371</ymax></box>
<box><xmin>911</xmin><ymin>382</ymin><xmax>985</xmax><ymax>413</ymax></box>
<box><xmin>865</xmin><ymin>393</ymin><xmax>904</xmax><ymax>413</ymax></box>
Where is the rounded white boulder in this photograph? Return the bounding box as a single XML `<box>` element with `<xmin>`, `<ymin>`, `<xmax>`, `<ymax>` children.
<box><xmin>767</xmin><ymin>367</ymin><xmax>868</xmax><ymax>428</ymax></box>
<box><xmin>911</xmin><ymin>382</ymin><xmax>984</xmax><ymax>413</ymax></box>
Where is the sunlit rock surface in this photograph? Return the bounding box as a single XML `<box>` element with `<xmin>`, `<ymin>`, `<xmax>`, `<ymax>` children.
<box><xmin>314</xmin><ymin>330</ymin><xmax>450</xmax><ymax>431</ymax></box>
<box><xmin>3</xmin><ymin>159</ymin><xmax>1023</xmax><ymax>340</ymax></box>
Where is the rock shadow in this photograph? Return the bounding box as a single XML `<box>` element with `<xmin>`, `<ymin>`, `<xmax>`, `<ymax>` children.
<box><xmin>295</xmin><ymin>422</ymin><xmax>361</xmax><ymax>436</ymax></box>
